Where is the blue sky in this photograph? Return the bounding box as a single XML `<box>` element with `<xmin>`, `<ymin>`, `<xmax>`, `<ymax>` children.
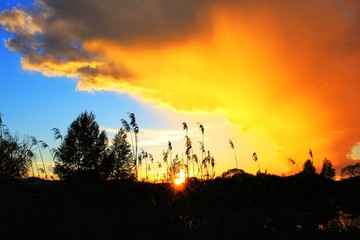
<box><xmin>0</xmin><ymin>1</ymin><xmax>172</xmax><ymax>131</ymax></box>
<box><xmin>0</xmin><ymin>1</ymin><xmax>177</xmax><ymax>175</ymax></box>
<box><xmin>0</xmin><ymin>25</ymin><xmax>158</xmax><ymax>133</ymax></box>
<box><xmin>0</xmin><ymin>3</ymin><xmax>236</xmax><ymax>178</ymax></box>
<box><xmin>0</xmin><ymin>32</ymin><xmax>175</xmax><ymax>146</ymax></box>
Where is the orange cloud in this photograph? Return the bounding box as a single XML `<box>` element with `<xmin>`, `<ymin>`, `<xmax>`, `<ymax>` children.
<box><xmin>1</xmin><ymin>0</ymin><xmax>360</xmax><ymax>174</ymax></box>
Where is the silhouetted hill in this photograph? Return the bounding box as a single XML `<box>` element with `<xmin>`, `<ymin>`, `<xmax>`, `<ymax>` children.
<box><xmin>1</xmin><ymin>175</ymin><xmax>359</xmax><ymax>239</ymax></box>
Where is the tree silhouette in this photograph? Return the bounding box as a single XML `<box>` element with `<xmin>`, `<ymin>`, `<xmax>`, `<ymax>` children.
<box><xmin>301</xmin><ymin>159</ymin><xmax>316</xmax><ymax>175</ymax></box>
<box><xmin>320</xmin><ymin>158</ymin><xmax>335</xmax><ymax>179</ymax></box>
<box><xmin>107</xmin><ymin>128</ymin><xmax>134</xmax><ymax>180</ymax></box>
<box><xmin>0</xmin><ymin>129</ymin><xmax>34</xmax><ymax>182</ymax></box>
<box><xmin>229</xmin><ymin>139</ymin><xmax>238</xmax><ymax>169</ymax></box>
<box><xmin>341</xmin><ymin>163</ymin><xmax>360</xmax><ymax>178</ymax></box>
<box><xmin>53</xmin><ymin>111</ymin><xmax>108</xmax><ymax>180</ymax></box>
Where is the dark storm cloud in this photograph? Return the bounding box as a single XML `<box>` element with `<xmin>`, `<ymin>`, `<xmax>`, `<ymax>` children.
<box><xmin>41</xmin><ymin>0</ymin><xmax>210</xmax><ymax>42</ymax></box>
<box><xmin>0</xmin><ymin>0</ymin><xmax>212</xmax><ymax>80</ymax></box>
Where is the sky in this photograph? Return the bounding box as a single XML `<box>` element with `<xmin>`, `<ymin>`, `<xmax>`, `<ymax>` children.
<box><xmin>1</xmin><ymin>0</ymin><xmax>360</xmax><ymax>179</ymax></box>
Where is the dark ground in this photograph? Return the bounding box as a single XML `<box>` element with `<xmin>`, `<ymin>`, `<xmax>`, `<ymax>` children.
<box><xmin>1</xmin><ymin>174</ymin><xmax>360</xmax><ymax>239</ymax></box>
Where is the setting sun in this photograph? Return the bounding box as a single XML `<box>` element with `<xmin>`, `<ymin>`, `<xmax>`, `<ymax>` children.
<box><xmin>174</xmin><ymin>169</ymin><xmax>186</xmax><ymax>186</ymax></box>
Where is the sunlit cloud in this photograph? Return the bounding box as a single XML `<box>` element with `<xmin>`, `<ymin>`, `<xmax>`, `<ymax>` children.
<box><xmin>1</xmin><ymin>0</ymin><xmax>360</xmax><ymax>174</ymax></box>
<box><xmin>100</xmin><ymin>127</ymin><xmax>119</xmax><ymax>134</ymax></box>
<box><xmin>347</xmin><ymin>143</ymin><xmax>360</xmax><ymax>161</ymax></box>
<box><xmin>103</xmin><ymin>127</ymin><xmax>186</xmax><ymax>148</ymax></box>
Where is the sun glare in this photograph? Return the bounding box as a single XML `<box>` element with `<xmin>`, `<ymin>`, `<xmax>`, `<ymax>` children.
<box><xmin>174</xmin><ymin>169</ymin><xmax>186</xmax><ymax>186</ymax></box>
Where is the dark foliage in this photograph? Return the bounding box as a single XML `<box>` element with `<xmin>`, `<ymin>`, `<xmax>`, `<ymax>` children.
<box><xmin>321</xmin><ymin>158</ymin><xmax>336</xmax><ymax>179</ymax></box>
<box><xmin>54</xmin><ymin>111</ymin><xmax>109</xmax><ymax>180</ymax></box>
<box><xmin>105</xmin><ymin>128</ymin><xmax>134</xmax><ymax>180</ymax></box>
<box><xmin>0</xmin><ymin>133</ymin><xmax>33</xmax><ymax>182</ymax></box>
<box><xmin>341</xmin><ymin>163</ymin><xmax>360</xmax><ymax>178</ymax></box>
<box><xmin>301</xmin><ymin>159</ymin><xmax>316</xmax><ymax>175</ymax></box>
<box><xmin>1</xmin><ymin>174</ymin><xmax>360</xmax><ymax>239</ymax></box>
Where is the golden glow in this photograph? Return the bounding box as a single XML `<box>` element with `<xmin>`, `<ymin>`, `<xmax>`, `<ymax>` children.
<box><xmin>174</xmin><ymin>169</ymin><xmax>186</xmax><ymax>186</ymax></box>
<box><xmin>0</xmin><ymin>8</ymin><xmax>42</xmax><ymax>34</ymax></box>
<box><xmin>21</xmin><ymin>57</ymin><xmax>101</xmax><ymax>78</ymax></box>
<box><xmin>81</xmin><ymin>6</ymin><xmax>332</xmax><ymax>175</ymax></box>
<box><xmin>4</xmin><ymin>1</ymin><xmax>360</xmax><ymax>175</ymax></box>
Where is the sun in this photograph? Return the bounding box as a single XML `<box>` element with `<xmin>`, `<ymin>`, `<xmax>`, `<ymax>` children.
<box><xmin>174</xmin><ymin>169</ymin><xmax>186</xmax><ymax>186</ymax></box>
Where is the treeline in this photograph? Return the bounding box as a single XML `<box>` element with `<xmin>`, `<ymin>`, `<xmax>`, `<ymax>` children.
<box><xmin>2</xmin><ymin>111</ymin><xmax>360</xmax><ymax>238</ymax></box>
<box><xmin>1</xmin><ymin>172</ymin><xmax>360</xmax><ymax>239</ymax></box>
<box><xmin>0</xmin><ymin>111</ymin><xmax>359</xmax><ymax>182</ymax></box>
